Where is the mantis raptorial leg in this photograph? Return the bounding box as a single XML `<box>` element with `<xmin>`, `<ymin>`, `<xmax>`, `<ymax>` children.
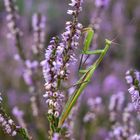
<box><xmin>79</xmin><ymin>27</ymin><xmax>104</xmax><ymax>72</ymax></box>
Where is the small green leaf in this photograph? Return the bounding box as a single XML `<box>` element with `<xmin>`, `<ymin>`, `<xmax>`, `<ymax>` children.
<box><xmin>17</xmin><ymin>128</ymin><xmax>31</xmax><ymax>140</ymax></box>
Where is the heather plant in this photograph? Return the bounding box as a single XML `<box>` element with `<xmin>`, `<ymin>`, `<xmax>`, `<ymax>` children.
<box><xmin>125</xmin><ymin>69</ymin><xmax>140</xmax><ymax>112</ymax></box>
<box><xmin>1</xmin><ymin>0</ymin><xmax>140</xmax><ymax>140</ymax></box>
<box><xmin>1</xmin><ymin>0</ymin><xmax>112</xmax><ymax>139</ymax></box>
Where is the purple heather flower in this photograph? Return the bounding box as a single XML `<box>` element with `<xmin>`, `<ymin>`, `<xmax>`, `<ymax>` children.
<box><xmin>0</xmin><ymin>107</ymin><xmax>18</xmax><ymax>137</ymax></box>
<box><xmin>41</xmin><ymin>37</ymin><xmax>64</xmax><ymax>118</ymax></box>
<box><xmin>108</xmin><ymin>92</ymin><xmax>125</xmax><ymax>123</ymax></box>
<box><xmin>125</xmin><ymin>75</ymin><xmax>133</xmax><ymax>84</ymax></box>
<box><xmin>109</xmin><ymin>91</ymin><xmax>125</xmax><ymax>112</ymax></box>
<box><xmin>103</xmin><ymin>74</ymin><xmax>124</xmax><ymax>93</ymax></box>
<box><xmin>23</xmin><ymin>60</ymin><xmax>39</xmax><ymax>87</ymax></box>
<box><xmin>23</xmin><ymin>69</ymin><xmax>33</xmax><ymax>86</ymax></box>
<box><xmin>131</xmin><ymin>134</ymin><xmax>140</xmax><ymax>140</ymax></box>
<box><xmin>83</xmin><ymin>97</ymin><xmax>103</xmax><ymax>123</ymax></box>
<box><xmin>25</xmin><ymin>60</ymin><xmax>39</xmax><ymax>70</ymax></box>
<box><xmin>4</xmin><ymin>0</ymin><xmax>22</xmax><ymax>38</ymax></box>
<box><xmin>32</xmin><ymin>13</ymin><xmax>46</xmax><ymax>54</ymax></box>
<box><xmin>108</xmin><ymin>102</ymin><xmax>135</xmax><ymax>140</ymax></box>
<box><xmin>57</xmin><ymin>0</ymin><xmax>83</xmax><ymax>80</ymax></box>
<box><xmin>95</xmin><ymin>0</ymin><xmax>110</xmax><ymax>8</ymax></box>
<box><xmin>12</xmin><ymin>107</ymin><xmax>24</xmax><ymax>118</ymax></box>
<box><xmin>69</xmin><ymin>0</ymin><xmax>77</xmax><ymax>7</ymax></box>
<box><xmin>125</xmin><ymin>70</ymin><xmax>140</xmax><ymax>112</ymax></box>
<box><xmin>4</xmin><ymin>0</ymin><xmax>26</xmax><ymax>61</ymax></box>
<box><xmin>0</xmin><ymin>93</ymin><xmax>2</xmax><ymax>104</ymax></box>
<box><xmin>87</xmin><ymin>97</ymin><xmax>102</xmax><ymax>111</ymax></box>
<box><xmin>83</xmin><ymin>112</ymin><xmax>96</xmax><ymax>123</ymax></box>
<box><xmin>52</xmin><ymin>133</ymin><xmax>60</xmax><ymax>140</ymax></box>
<box><xmin>41</xmin><ymin>0</ymin><xmax>83</xmax><ymax>119</ymax></box>
<box><xmin>12</xmin><ymin>107</ymin><xmax>27</xmax><ymax>129</ymax></box>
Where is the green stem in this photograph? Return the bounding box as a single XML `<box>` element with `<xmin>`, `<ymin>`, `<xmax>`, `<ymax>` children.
<box><xmin>15</xmin><ymin>33</ymin><xmax>26</xmax><ymax>61</ymax></box>
<box><xmin>17</xmin><ymin>128</ymin><xmax>32</xmax><ymax>140</ymax></box>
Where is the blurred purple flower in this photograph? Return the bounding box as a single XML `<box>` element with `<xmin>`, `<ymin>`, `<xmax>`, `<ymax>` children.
<box><xmin>12</xmin><ymin>107</ymin><xmax>24</xmax><ymax>118</ymax></box>
<box><xmin>103</xmin><ymin>74</ymin><xmax>124</xmax><ymax>94</ymax></box>
<box><xmin>95</xmin><ymin>0</ymin><xmax>110</xmax><ymax>8</ymax></box>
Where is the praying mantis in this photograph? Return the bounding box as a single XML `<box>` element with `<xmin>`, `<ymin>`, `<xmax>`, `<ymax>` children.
<box><xmin>58</xmin><ymin>27</ymin><xmax>112</xmax><ymax>128</ymax></box>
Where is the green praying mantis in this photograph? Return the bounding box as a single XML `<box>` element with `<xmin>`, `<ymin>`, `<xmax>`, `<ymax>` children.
<box><xmin>58</xmin><ymin>27</ymin><xmax>112</xmax><ymax>128</ymax></box>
